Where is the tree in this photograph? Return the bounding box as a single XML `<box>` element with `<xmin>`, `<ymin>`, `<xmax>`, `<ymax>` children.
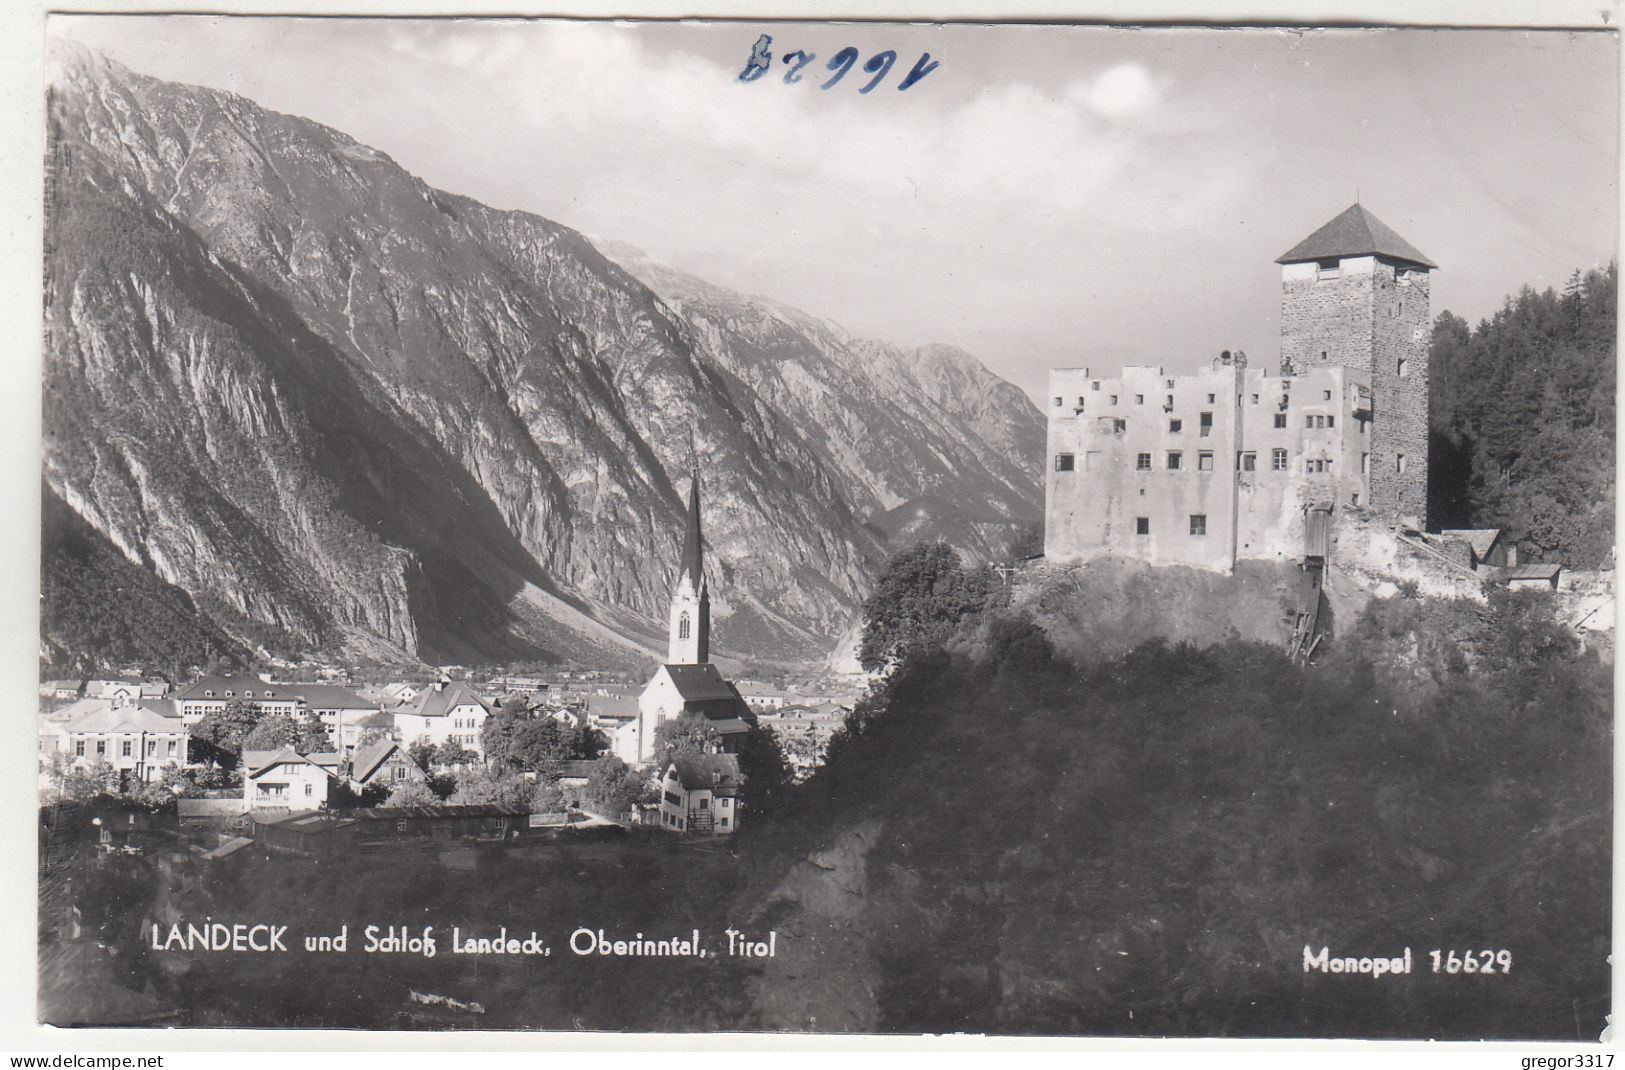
<box><xmin>735</xmin><ymin>723</ymin><xmax>792</xmax><ymax>815</ymax></box>
<box><xmin>407</xmin><ymin>738</ymin><xmax>437</xmax><ymax>772</ymax></box>
<box><xmin>652</xmin><ymin>711</ymin><xmax>719</xmax><ymax>767</ymax></box>
<box><xmin>858</xmin><ymin>541</ymin><xmax>994</xmax><ymax>672</ymax></box>
<box><xmin>448</xmin><ymin>768</ymin><xmax>533</xmax><ymax>808</ymax></box>
<box><xmin>294</xmin><ymin>710</ymin><xmax>330</xmax><ymax>753</ymax></box>
<box><xmin>432</xmin><ymin>741</ymin><xmax>478</xmax><ymax>769</ymax></box>
<box><xmin>385</xmin><ymin>779</ymin><xmax>438</xmax><ymax>806</ymax></box>
<box><xmin>241</xmin><ymin>713</ymin><xmax>299</xmax><ymax>751</ymax></box>
<box><xmin>582</xmin><ymin>755</ymin><xmax>652</xmax><ymax>818</ymax></box>
<box><xmin>530</xmin><ymin>777</ymin><xmax>567</xmax><ymax>814</ymax></box>
<box><xmin>190</xmin><ymin>699</ymin><xmax>262</xmax><ymax>760</ymax></box>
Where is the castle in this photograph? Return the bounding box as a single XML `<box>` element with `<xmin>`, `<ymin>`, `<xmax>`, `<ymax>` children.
<box><xmin>1044</xmin><ymin>204</ymin><xmax>1434</xmax><ymax>572</ymax></box>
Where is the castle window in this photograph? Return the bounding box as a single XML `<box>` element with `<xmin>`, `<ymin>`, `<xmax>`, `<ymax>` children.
<box><xmin>1320</xmin><ymin>350</ymin><xmax>1329</xmax><ymax>362</ymax></box>
<box><xmin>1053</xmin><ymin>397</ymin><xmax>1062</xmax><ymax>407</ymax></box>
<box><xmin>1351</xmin><ymin>493</ymin><xmax>1360</xmax><ymax>506</ymax></box>
<box><xmin>1110</xmin><ymin>395</ymin><xmax>1118</xmax><ymax>405</ymax></box>
<box><xmin>1078</xmin><ymin>397</ymin><xmax>1086</xmax><ymax>408</ymax></box>
<box><xmin>1207</xmin><ymin>394</ymin><xmax>1216</xmax><ymax>404</ymax></box>
<box><xmin>1189</xmin><ymin>515</ymin><xmax>1207</xmax><ymax>536</ymax></box>
<box><xmin>1326</xmin><ymin>415</ymin><xmax>1335</xmax><ymax>428</ymax></box>
<box><xmin>74</xmin><ymin>741</ymin><xmax>84</xmax><ymax>757</ymax></box>
<box><xmin>1274</xmin><ymin>414</ymin><xmax>1288</xmax><ymax>429</ymax></box>
<box><xmin>1240</xmin><ymin>452</ymin><xmax>1257</xmax><ymax>472</ymax></box>
<box><xmin>1199</xmin><ymin>412</ymin><xmax>1213</xmax><ymax>437</ymax></box>
<box><xmin>1398</xmin><ymin>357</ymin><xmax>1409</xmax><ymax>378</ymax></box>
<box><xmin>1323</xmin><ymin>390</ymin><xmax>1333</xmax><ymax>400</ymax></box>
<box><xmin>1136</xmin><ymin>453</ymin><xmax>1152</xmax><ymax>471</ymax></box>
<box><xmin>1169</xmin><ymin>418</ymin><xmax>1183</xmax><ymax>434</ymax></box>
<box><xmin>1165</xmin><ymin>395</ymin><xmax>1174</xmax><ymax>409</ymax></box>
<box><xmin>1271</xmin><ymin>449</ymin><xmax>1288</xmax><ymax>471</ymax></box>
<box><xmin>1361</xmin><ymin>453</ymin><xmax>1370</xmax><ymax>474</ymax></box>
<box><xmin>1251</xmin><ymin>394</ymin><xmax>1260</xmax><ymax>404</ymax></box>
<box><xmin>1166</xmin><ymin>452</ymin><xmax>1183</xmax><ymax>471</ymax></box>
<box><xmin>1091</xmin><ymin>381</ymin><xmax>1101</xmax><ymax>391</ymax></box>
<box><xmin>679</xmin><ymin>613</ymin><xmax>692</xmax><ymax>640</ymax></box>
<box><xmin>1054</xmin><ymin>453</ymin><xmax>1075</xmax><ymax>472</ymax></box>
<box><xmin>1307</xmin><ymin>458</ymin><xmax>1332</xmax><ymax>474</ymax></box>
<box><xmin>1113</xmin><ymin>419</ymin><xmax>1127</xmax><ymax>435</ymax></box>
<box><xmin>1165</xmin><ymin>379</ymin><xmax>1175</xmax><ymax>389</ymax></box>
<box><xmin>1136</xmin><ymin>517</ymin><xmax>1150</xmax><ymax>535</ymax></box>
<box><xmin>1198</xmin><ymin>452</ymin><xmax>1214</xmax><ymax>472</ymax></box>
<box><xmin>1135</xmin><ymin>394</ymin><xmax>1144</xmax><ymax>405</ymax></box>
<box><xmin>1397</xmin><ymin>453</ymin><xmax>1408</xmax><ymax>473</ymax></box>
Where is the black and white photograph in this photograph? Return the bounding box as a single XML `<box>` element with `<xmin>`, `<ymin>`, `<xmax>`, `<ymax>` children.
<box><xmin>24</xmin><ymin>7</ymin><xmax>1619</xmax><ymax>1042</ymax></box>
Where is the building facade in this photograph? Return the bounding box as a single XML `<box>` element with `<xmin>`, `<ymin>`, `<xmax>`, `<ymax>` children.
<box><xmin>1045</xmin><ymin>204</ymin><xmax>1434</xmax><ymax>572</ymax></box>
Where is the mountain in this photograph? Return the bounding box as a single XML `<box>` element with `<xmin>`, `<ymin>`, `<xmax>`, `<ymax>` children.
<box><xmin>41</xmin><ymin>44</ymin><xmax>1044</xmax><ymax>670</ymax></box>
<box><xmin>599</xmin><ymin>243</ymin><xmax>1045</xmax><ymax>560</ymax></box>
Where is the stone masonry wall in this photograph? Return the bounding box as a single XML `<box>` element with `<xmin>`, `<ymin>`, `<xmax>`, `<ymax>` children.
<box><xmin>1369</xmin><ymin>267</ymin><xmax>1430</xmax><ymax>523</ymax></box>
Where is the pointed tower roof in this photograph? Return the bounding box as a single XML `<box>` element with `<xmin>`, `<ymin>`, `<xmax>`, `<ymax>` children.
<box><xmin>1276</xmin><ymin>204</ymin><xmax>1437</xmax><ymax>269</ymax></box>
<box><xmin>680</xmin><ymin>469</ymin><xmax>704</xmax><ymax>587</ymax></box>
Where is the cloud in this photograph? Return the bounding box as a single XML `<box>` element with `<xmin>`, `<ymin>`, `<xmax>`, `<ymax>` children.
<box><xmin>1073</xmin><ymin>62</ymin><xmax>1158</xmax><ymax>119</ymax></box>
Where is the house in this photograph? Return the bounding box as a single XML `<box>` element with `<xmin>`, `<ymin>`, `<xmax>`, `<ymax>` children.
<box><xmin>344</xmin><ymin>740</ymin><xmax>427</xmax><ymax>791</ymax></box>
<box><xmin>59</xmin><ymin>701</ymin><xmax>189</xmax><ymax>786</ymax></box>
<box><xmin>43</xmin><ymin>679</ymin><xmax>82</xmax><ymax>700</ymax></box>
<box><xmin>1439</xmin><ymin>528</ymin><xmax>1515</xmax><ymax>571</ymax></box>
<box><xmin>251</xmin><ymin>810</ymin><xmax>361</xmax><ymax>856</ymax></box>
<box><xmin>588</xmin><ymin>694</ymin><xmax>641</xmax><ymax>763</ymax></box>
<box><xmin>241</xmin><ymin>748</ymin><xmax>339</xmax><ymax>810</ymax></box>
<box><xmin>177</xmin><ymin>797</ymin><xmax>250</xmax><ymax>827</ymax></box>
<box><xmin>555</xmin><ymin>759</ymin><xmax>599</xmax><ymax>790</ymax></box>
<box><xmin>290</xmin><ymin>684</ymin><xmax>378</xmax><ymax>752</ymax></box>
<box><xmin>1503</xmin><ymin>563</ymin><xmax>1563</xmax><ymax>591</ymax></box>
<box><xmin>341</xmin><ymin>804</ymin><xmax>531</xmax><ymax>845</ymax></box>
<box><xmin>392</xmin><ymin>678</ymin><xmax>491</xmax><ymax>757</ymax></box>
<box><xmin>657</xmin><ymin>753</ymin><xmax>742</xmax><ymax>835</ymax></box>
<box><xmin>85</xmin><ymin>676</ymin><xmax>148</xmax><ymax>707</ymax></box>
<box><xmin>175</xmin><ymin>676</ymin><xmax>305</xmax><ymax>723</ymax></box>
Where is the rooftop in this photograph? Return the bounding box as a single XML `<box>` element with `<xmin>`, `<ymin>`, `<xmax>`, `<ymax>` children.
<box><xmin>1276</xmin><ymin>203</ymin><xmax>1437</xmax><ymax>269</ymax></box>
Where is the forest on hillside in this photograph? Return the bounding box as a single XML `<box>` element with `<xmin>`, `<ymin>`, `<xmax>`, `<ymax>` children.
<box><xmin>1429</xmin><ymin>263</ymin><xmax>1616</xmax><ymax>567</ymax></box>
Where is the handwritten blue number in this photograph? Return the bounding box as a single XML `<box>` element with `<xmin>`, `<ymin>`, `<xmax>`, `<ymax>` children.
<box><xmin>782</xmin><ymin>50</ymin><xmax>817</xmax><ymax>85</ymax></box>
<box><xmin>820</xmin><ymin>47</ymin><xmax>859</xmax><ymax>90</ymax></box>
<box><xmin>858</xmin><ymin>51</ymin><xmax>897</xmax><ymax>94</ymax></box>
<box><xmin>739</xmin><ymin>34</ymin><xmax>772</xmax><ymax>82</ymax></box>
<box><xmin>897</xmin><ymin>52</ymin><xmax>940</xmax><ymax>91</ymax></box>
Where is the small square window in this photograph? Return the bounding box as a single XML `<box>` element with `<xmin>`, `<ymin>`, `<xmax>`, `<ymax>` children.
<box><xmin>1320</xmin><ymin>350</ymin><xmax>1329</xmax><ymax>361</ymax></box>
<box><xmin>1199</xmin><ymin>412</ymin><xmax>1212</xmax><ymax>437</ymax></box>
<box><xmin>1207</xmin><ymin>393</ymin><xmax>1216</xmax><ymax>404</ymax></box>
<box><xmin>1189</xmin><ymin>514</ymin><xmax>1207</xmax><ymax>536</ymax></box>
<box><xmin>1165</xmin><ymin>395</ymin><xmax>1174</xmax><ymax>408</ymax></box>
<box><xmin>1323</xmin><ymin>390</ymin><xmax>1332</xmax><ymax>400</ymax></box>
<box><xmin>1251</xmin><ymin>394</ymin><xmax>1259</xmax><ymax>404</ymax></box>
<box><xmin>1274</xmin><ymin>413</ymin><xmax>1288</xmax><ymax>429</ymax></box>
<box><xmin>1053</xmin><ymin>397</ymin><xmax>1063</xmax><ymax>407</ymax></box>
<box><xmin>1326</xmin><ymin>415</ymin><xmax>1335</xmax><ymax>429</ymax></box>
<box><xmin>1077</xmin><ymin>396</ymin><xmax>1086</xmax><ymax>408</ymax></box>
<box><xmin>1113</xmin><ymin>419</ymin><xmax>1127</xmax><ymax>434</ymax></box>
<box><xmin>1167</xmin><ymin>452</ymin><xmax>1183</xmax><ymax>471</ymax></box>
<box><xmin>1272</xmin><ymin>449</ymin><xmax>1288</xmax><ymax>471</ymax></box>
<box><xmin>1109</xmin><ymin>395</ymin><xmax>1118</xmax><ymax>405</ymax></box>
<box><xmin>1091</xmin><ymin>381</ymin><xmax>1101</xmax><ymax>391</ymax></box>
<box><xmin>1166</xmin><ymin>379</ymin><xmax>1175</xmax><ymax>389</ymax></box>
<box><xmin>1136</xmin><ymin>453</ymin><xmax>1152</xmax><ymax>471</ymax></box>
<box><xmin>1169</xmin><ymin>418</ymin><xmax>1183</xmax><ymax>433</ymax></box>
<box><xmin>1198</xmin><ymin>452</ymin><xmax>1215</xmax><ymax>472</ymax></box>
<box><xmin>1241</xmin><ymin>452</ymin><xmax>1257</xmax><ymax>472</ymax></box>
<box><xmin>1054</xmin><ymin>453</ymin><xmax>1075</xmax><ymax>472</ymax></box>
<box><xmin>1136</xmin><ymin>517</ymin><xmax>1150</xmax><ymax>535</ymax></box>
<box><xmin>1135</xmin><ymin>394</ymin><xmax>1144</xmax><ymax>405</ymax></box>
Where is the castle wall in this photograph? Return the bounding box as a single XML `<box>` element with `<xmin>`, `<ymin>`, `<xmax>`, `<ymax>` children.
<box><xmin>1045</xmin><ymin>362</ymin><xmax>1372</xmax><ymax>573</ymax></box>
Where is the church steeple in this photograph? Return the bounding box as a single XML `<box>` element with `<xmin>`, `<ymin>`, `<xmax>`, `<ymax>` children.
<box><xmin>667</xmin><ymin>467</ymin><xmax>710</xmax><ymax>664</ymax></box>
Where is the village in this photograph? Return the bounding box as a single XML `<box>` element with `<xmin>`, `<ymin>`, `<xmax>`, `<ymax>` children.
<box><xmin>38</xmin><ymin>473</ymin><xmax>859</xmax><ymax>863</ymax></box>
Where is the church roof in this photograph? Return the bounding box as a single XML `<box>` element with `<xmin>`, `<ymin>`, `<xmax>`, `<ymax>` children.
<box><xmin>662</xmin><ymin>663</ymin><xmax>740</xmax><ymax>703</ymax></box>
<box><xmin>680</xmin><ymin>470</ymin><xmax>704</xmax><ymax>587</ymax></box>
<box><xmin>1276</xmin><ymin>204</ymin><xmax>1437</xmax><ymax>269</ymax></box>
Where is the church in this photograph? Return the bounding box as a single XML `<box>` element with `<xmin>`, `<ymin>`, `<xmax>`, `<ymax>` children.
<box><xmin>617</xmin><ymin>470</ymin><xmax>755</xmax><ymax>765</ymax></box>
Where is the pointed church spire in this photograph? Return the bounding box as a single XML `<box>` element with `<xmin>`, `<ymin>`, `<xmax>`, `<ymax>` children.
<box><xmin>680</xmin><ymin>466</ymin><xmax>704</xmax><ymax>590</ymax></box>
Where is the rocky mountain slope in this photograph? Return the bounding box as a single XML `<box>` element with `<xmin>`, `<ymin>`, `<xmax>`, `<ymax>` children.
<box><xmin>42</xmin><ymin>45</ymin><xmax>1043</xmax><ymax>669</ymax></box>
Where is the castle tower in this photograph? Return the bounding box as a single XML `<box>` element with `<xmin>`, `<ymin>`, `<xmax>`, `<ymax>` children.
<box><xmin>1276</xmin><ymin>204</ymin><xmax>1435</xmax><ymax>523</ymax></box>
<box><xmin>667</xmin><ymin>469</ymin><xmax>710</xmax><ymax>664</ymax></box>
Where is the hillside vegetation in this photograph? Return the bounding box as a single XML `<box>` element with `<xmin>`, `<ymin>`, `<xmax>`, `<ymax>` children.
<box><xmin>1430</xmin><ymin>263</ymin><xmax>1616</xmax><ymax>566</ymax></box>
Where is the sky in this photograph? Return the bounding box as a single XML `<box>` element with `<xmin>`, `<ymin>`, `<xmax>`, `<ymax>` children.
<box><xmin>50</xmin><ymin>16</ymin><xmax>1620</xmax><ymax>403</ymax></box>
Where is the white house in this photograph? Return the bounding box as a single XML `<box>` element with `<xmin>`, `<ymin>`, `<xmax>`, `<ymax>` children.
<box><xmin>657</xmin><ymin>753</ymin><xmax>742</xmax><ymax>835</ymax></box>
<box><xmin>392</xmin><ymin>679</ymin><xmax>491</xmax><ymax>756</ymax></box>
<box><xmin>59</xmin><ymin>701</ymin><xmax>189</xmax><ymax>786</ymax></box>
<box><xmin>241</xmin><ymin>748</ymin><xmax>338</xmax><ymax>810</ymax></box>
